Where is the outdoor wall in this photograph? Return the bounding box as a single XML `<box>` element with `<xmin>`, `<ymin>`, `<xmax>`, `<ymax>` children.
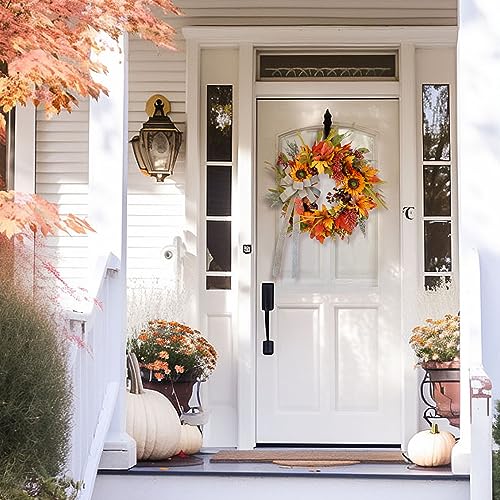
<box><xmin>33</xmin><ymin>2</ymin><xmax>458</xmax><ymax>294</ymax></box>
<box><xmin>126</xmin><ymin>34</ymin><xmax>188</xmax><ymax>330</ymax></box>
<box><xmin>170</xmin><ymin>0</ymin><xmax>457</xmax><ymax>26</ymax></box>
<box><xmin>33</xmin><ymin>1</ymin><xmax>458</xmax><ymax>448</ymax></box>
<box><xmin>35</xmin><ymin>101</ymin><xmax>89</xmax><ymax>291</ymax></box>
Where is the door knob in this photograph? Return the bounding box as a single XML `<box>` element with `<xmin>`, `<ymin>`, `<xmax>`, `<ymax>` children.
<box><xmin>261</xmin><ymin>282</ymin><xmax>275</xmax><ymax>355</ymax></box>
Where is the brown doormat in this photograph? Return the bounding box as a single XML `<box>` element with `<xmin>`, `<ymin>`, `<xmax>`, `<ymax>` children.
<box><xmin>210</xmin><ymin>450</ymin><xmax>405</xmax><ymax>464</ymax></box>
<box><xmin>273</xmin><ymin>460</ymin><xmax>361</xmax><ymax>468</ymax></box>
<box><xmin>136</xmin><ymin>455</ymin><xmax>203</xmax><ymax>467</ymax></box>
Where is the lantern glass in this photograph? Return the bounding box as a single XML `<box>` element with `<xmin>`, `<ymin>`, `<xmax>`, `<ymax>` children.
<box><xmin>130</xmin><ymin>95</ymin><xmax>183</xmax><ymax>182</ymax></box>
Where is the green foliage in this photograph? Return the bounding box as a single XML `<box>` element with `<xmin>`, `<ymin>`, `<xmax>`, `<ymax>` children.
<box><xmin>0</xmin><ymin>476</ymin><xmax>81</xmax><ymax>500</ymax></box>
<box><xmin>494</xmin><ymin>451</ymin><xmax>500</xmax><ymax>500</ymax></box>
<box><xmin>493</xmin><ymin>401</ymin><xmax>500</xmax><ymax>500</ymax></box>
<box><xmin>0</xmin><ymin>281</ymin><xmax>72</xmax><ymax>493</ymax></box>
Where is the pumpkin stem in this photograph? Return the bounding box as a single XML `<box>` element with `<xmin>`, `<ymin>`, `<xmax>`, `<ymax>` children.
<box><xmin>430</xmin><ymin>423</ymin><xmax>440</xmax><ymax>434</ymax></box>
<box><xmin>127</xmin><ymin>353</ymin><xmax>145</xmax><ymax>395</ymax></box>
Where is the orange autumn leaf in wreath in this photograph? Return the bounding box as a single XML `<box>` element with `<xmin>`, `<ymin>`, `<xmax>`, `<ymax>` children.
<box><xmin>301</xmin><ymin>205</ymin><xmax>335</xmax><ymax>244</ymax></box>
<box><xmin>311</xmin><ymin>140</ymin><xmax>335</xmax><ymax>174</ymax></box>
<box><xmin>351</xmin><ymin>195</ymin><xmax>377</xmax><ymax>218</ymax></box>
<box><xmin>334</xmin><ymin>209</ymin><xmax>358</xmax><ymax>235</ymax></box>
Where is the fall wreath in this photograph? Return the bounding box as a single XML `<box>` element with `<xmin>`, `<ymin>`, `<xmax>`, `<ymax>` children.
<box><xmin>268</xmin><ymin>119</ymin><xmax>386</xmax><ymax>245</ymax></box>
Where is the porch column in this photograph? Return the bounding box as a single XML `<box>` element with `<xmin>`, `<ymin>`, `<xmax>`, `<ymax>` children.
<box><xmin>88</xmin><ymin>33</ymin><xmax>135</xmax><ymax>469</ymax></box>
<box><xmin>13</xmin><ymin>104</ymin><xmax>36</xmax><ymax>192</ymax></box>
<box><xmin>454</xmin><ymin>0</ymin><xmax>497</xmax><ymax>485</ymax></box>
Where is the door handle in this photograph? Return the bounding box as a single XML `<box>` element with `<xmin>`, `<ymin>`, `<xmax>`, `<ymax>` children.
<box><xmin>261</xmin><ymin>282</ymin><xmax>275</xmax><ymax>355</ymax></box>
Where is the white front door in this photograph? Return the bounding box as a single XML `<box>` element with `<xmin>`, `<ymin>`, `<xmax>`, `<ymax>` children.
<box><xmin>256</xmin><ymin>99</ymin><xmax>401</xmax><ymax>445</ymax></box>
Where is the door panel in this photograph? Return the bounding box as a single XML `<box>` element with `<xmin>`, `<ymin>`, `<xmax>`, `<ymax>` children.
<box><xmin>256</xmin><ymin>99</ymin><xmax>401</xmax><ymax>444</ymax></box>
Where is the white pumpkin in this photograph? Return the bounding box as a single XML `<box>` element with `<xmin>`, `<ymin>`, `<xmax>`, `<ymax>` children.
<box><xmin>126</xmin><ymin>353</ymin><xmax>181</xmax><ymax>461</ymax></box>
<box><xmin>174</xmin><ymin>424</ymin><xmax>203</xmax><ymax>455</ymax></box>
<box><xmin>407</xmin><ymin>423</ymin><xmax>456</xmax><ymax>467</ymax></box>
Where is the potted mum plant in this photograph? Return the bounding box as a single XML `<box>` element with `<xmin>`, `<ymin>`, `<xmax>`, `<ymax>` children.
<box><xmin>409</xmin><ymin>313</ymin><xmax>460</xmax><ymax>427</ymax></box>
<box><xmin>128</xmin><ymin>320</ymin><xmax>217</xmax><ymax>415</ymax></box>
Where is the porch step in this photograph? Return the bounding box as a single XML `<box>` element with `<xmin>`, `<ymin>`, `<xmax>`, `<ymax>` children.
<box><xmin>92</xmin><ymin>453</ymin><xmax>469</xmax><ymax>500</ymax></box>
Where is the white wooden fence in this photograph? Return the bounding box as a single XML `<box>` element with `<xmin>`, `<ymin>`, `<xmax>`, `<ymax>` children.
<box><xmin>68</xmin><ymin>253</ymin><xmax>122</xmax><ymax>499</ymax></box>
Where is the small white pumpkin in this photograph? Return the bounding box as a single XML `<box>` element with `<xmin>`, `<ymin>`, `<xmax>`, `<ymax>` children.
<box><xmin>174</xmin><ymin>424</ymin><xmax>203</xmax><ymax>455</ymax></box>
<box><xmin>407</xmin><ymin>423</ymin><xmax>456</xmax><ymax>467</ymax></box>
<box><xmin>126</xmin><ymin>353</ymin><xmax>181</xmax><ymax>461</ymax></box>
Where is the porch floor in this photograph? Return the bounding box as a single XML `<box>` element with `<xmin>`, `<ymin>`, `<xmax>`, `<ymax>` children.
<box><xmin>99</xmin><ymin>448</ymin><xmax>469</xmax><ymax>481</ymax></box>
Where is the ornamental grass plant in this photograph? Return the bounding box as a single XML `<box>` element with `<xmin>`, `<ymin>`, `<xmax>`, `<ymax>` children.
<box><xmin>0</xmin><ymin>238</ymin><xmax>78</xmax><ymax>499</ymax></box>
<box><xmin>129</xmin><ymin>320</ymin><xmax>217</xmax><ymax>382</ymax></box>
<box><xmin>0</xmin><ymin>279</ymin><xmax>73</xmax><ymax>496</ymax></box>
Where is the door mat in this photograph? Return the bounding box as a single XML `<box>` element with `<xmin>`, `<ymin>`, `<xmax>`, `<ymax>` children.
<box><xmin>210</xmin><ymin>450</ymin><xmax>405</xmax><ymax>464</ymax></box>
<box><xmin>136</xmin><ymin>455</ymin><xmax>203</xmax><ymax>468</ymax></box>
<box><xmin>273</xmin><ymin>460</ymin><xmax>360</xmax><ymax>468</ymax></box>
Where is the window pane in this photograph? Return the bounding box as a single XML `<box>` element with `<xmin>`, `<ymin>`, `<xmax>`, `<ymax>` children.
<box><xmin>206</xmin><ymin>276</ymin><xmax>231</xmax><ymax>290</ymax></box>
<box><xmin>207</xmin><ymin>221</ymin><xmax>231</xmax><ymax>272</ymax></box>
<box><xmin>424</xmin><ymin>221</ymin><xmax>452</xmax><ymax>272</ymax></box>
<box><xmin>424</xmin><ymin>165</ymin><xmax>451</xmax><ymax>217</ymax></box>
<box><xmin>207</xmin><ymin>85</ymin><xmax>232</xmax><ymax>162</ymax></box>
<box><xmin>207</xmin><ymin>166</ymin><xmax>232</xmax><ymax>216</ymax></box>
<box><xmin>259</xmin><ymin>53</ymin><xmax>397</xmax><ymax>80</ymax></box>
<box><xmin>422</xmin><ymin>84</ymin><xmax>450</xmax><ymax>161</ymax></box>
<box><xmin>425</xmin><ymin>275</ymin><xmax>451</xmax><ymax>291</ymax></box>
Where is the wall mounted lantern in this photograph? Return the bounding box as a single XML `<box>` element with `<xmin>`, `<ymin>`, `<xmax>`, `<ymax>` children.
<box><xmin>130</xmin><ymin>94</ymin><xmax>183</xmax><ymax>182</ymax></box>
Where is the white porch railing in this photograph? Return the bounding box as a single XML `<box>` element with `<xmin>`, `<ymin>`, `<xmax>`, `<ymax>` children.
<box><xmin>67</xmin><ymin>253</ymin><xmax>123</xmax><ymax>499</ymax></box>
<box><xmin>452</xmin><ymin>248</ymin><xmax>493</xmax><ymax>499</ymax></box>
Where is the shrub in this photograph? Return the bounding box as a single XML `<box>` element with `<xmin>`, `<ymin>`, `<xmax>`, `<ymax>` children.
<box><xmin>493</xmin><ymin>401</ymin><xmax>500</xmax><ymax>500</ymax></box>
<box><xmin>0</xmin><ymin>280</ymin><xmax>72</xmax><ymax>494</ymax></box>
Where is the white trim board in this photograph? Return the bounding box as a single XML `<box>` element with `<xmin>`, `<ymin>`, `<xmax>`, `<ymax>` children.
<box><xmin>182</xmin><ymin>26</ymin><xmax>457</xmax><ymax>47</ymax></box>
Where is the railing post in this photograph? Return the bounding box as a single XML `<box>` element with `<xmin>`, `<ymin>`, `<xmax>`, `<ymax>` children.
<box><xmin>470</xmin><ymin>368</ymin><xmax>492</xmax><ymax>500</ymax></box>
<box><xmin>87</xmin><ymin>32</ymin><xmax>135</xmax><ymax>470</ymax></box>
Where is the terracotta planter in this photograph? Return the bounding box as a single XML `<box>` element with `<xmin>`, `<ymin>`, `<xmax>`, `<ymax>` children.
<box><xmin>422</xmin><ymin>360</ymin><xmax>460</xmax><ymax>427</ymax></box>
<box><xmin>140</xmin><ymin>370</ymin><xmax>196</xmax><ymax>416</ymax></box>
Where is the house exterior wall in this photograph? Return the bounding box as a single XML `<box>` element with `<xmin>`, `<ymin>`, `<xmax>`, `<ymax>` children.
<box><xmin>35</xmin><ymin>101</ymin><xmax>89</xmax><ymax>291</ymax></box>
<box><xmin>33</xmin><ymin>3</ymin><xmax>458</xmax><ymax>448</ymax></box>
<box><xmin>33</xmin><ymin>3</ymin><xmax>458</xmax><ymax>289</ymax></box>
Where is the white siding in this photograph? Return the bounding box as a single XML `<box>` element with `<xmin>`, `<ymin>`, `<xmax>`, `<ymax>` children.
<box><xmin>35</xmin><ymin>102</ymin><xmax>89</xmax><ymax>289</ymax></box>
<box><xmin>127</xmin><ymin>35</ymin><xmax>187</xmax><ymax>292</ymax></box>
<box><xmin>172</xmin><ymin>0</ymin><xmax>457</xmax><ymax>26</ymax></box>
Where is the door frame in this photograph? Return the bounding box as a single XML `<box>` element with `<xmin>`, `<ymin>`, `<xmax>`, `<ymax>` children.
<box><xmin>183</xmin><ymin>26</ymin><xmax>458</xmax><ymax>449</ymax></box>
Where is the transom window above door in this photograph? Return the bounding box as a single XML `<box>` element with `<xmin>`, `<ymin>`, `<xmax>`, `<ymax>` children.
<box><xmin>257</xmin><ymin>51</ymin><xmax>398</xmax><ymax>81</ymax></box>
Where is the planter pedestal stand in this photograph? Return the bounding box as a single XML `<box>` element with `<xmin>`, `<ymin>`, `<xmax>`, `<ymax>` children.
<box><xmin>420</xmin><ymin>361</ymin><xmax>460</xmax><ymax>428</ymax></box>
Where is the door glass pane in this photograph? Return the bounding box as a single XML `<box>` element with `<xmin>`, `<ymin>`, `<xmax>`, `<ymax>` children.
<box><xmin>207</xmin><ymin>166</ymin><xmax>232</xmax><ymax>216</ymax></box>
<box><xmin>425</xmin><ymin>275</ymin><xmax>451</xmax><ymax>290</ymax></box>
<box><xmin>422</xmin><ymin>84</ymin><xmax>450</xmax><ymax>161</ymax></box>
<box><xmin>207</xmin><ymin>85</ymin><xmax>232</xmax><ymax>162</ymax></box>
<box><xmin>206</xmin><ymin>276</ymin><xmax>231</xmax><ymax>290</ymax></box>
<box><xmin>424</xmin><ymin>221</ymin><xmax>452</xmax><ymax>272</ymax></box>
<box><xmin>423</xmin><ymin>165</ymin><xmax>451</xmax><ymax>216</ymax></box>
<box><xmin>206</xmin><ymin>221</ymin><xmax>231</xmax><ymax>272</ymax></box>
<box><xmin>279</xmin><ymin>127</ymin><xmax>375</xmax><ymax>162</ymax></box>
